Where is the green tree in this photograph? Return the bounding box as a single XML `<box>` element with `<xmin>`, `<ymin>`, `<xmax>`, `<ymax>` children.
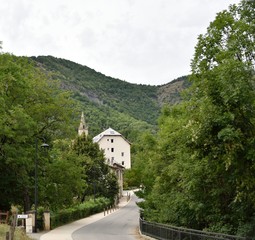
<box><xmin>124</xmin><ymin>131</ymin><xmax>158</xmax><ymax>193</ymax></box>
<box><xmin>143</xmin><ymin>0</ymin><xmax>255</xmax><ymax>236</ymax></box>
<box><xmin>186</xmin><ymin>0</ymin><xmax>255</xmax><ymax>234</ymax></box>
<box><xmin>0</xmin><ymin>53</ymin><xmax>79</xmax><ymax>211</ymax></box>
<box><xmin>71</xmin><ymin>133</ymin><xmax>118</xmax><ymax>202</ymax></box>
<box><xmin>39</xmin><ymin>139</ymin><xmax>86</xmax><ymax>210</ymax></box>
<box><xmin>142</xmin><ymin>104</ymin><xmax>194</xmax><ymax>225</ymax></box>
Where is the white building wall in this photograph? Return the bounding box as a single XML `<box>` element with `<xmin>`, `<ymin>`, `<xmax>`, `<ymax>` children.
<box><xmin>98</xmin><ymin>135</ymin><xmax>131</xmax><ymax>169</ymax></box>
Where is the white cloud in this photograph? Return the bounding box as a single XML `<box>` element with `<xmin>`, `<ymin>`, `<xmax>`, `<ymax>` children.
<box><xmin>0</xmin><ymin>0</ymin><xmax>240</xmax><ymax>85</ymax></box>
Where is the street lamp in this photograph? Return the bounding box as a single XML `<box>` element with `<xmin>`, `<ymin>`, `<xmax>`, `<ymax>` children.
<box><xmin>34</xmin><ymin>138</ymin><xmax>49</xmax><ymax>233</ymax></box>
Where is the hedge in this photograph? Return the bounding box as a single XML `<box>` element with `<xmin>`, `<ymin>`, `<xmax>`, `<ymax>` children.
<box><xmin>51</xmin><ymin>197</ymin><xmax>111</xmax><ymax>229</ymax></box>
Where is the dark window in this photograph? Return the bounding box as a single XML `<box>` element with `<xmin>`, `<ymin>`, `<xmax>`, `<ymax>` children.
<box><xmin>111</xmin><ymin>148</ymin><xmax>114</xmax><ymax>152</ymax></box>
<box><xmin>111</xmin><ymin>139</ymin><xmax>114</xmax><ymax>143</ymax></box>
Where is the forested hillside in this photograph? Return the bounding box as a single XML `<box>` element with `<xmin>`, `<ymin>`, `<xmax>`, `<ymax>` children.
<box><xmin>31</xmin><ymin>56</ymin><xmax>189</xmax><ymax>139</ymax></box>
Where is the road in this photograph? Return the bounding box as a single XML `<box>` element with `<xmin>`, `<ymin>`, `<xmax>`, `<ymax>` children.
<box><xmin>72</xmin><ymin>193</ymin><xmax>142</xmax><ymax>240</ymax></box>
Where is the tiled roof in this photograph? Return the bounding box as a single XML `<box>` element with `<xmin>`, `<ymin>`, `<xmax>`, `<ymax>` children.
<box><xmin>93</xmin><ymin>128</ymin><xmax>121</xmax><ymax>142</ymax></box>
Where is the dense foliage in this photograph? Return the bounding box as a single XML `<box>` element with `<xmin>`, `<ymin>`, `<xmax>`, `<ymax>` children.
<box><xmin>51</xmin><ymin>197</ymin><xmax>110</xmax><ymax>229</ymax></box>
<box><xmin>0</xmin><ymin>54</ymin><xmax>118</xmax><ymax>213</ymax></box>
<box><xmin>39</xmin><ymin>139</ymin><xmax>85</xmax><ymax>210</ymax></box>
<box><xmin>31</xmin><ymin>56</ymin><xmax>159</xmax><ymax>138</ymax></box>
<box><xmin>71</xmin><ymin>133</ymin><xmax>119</xmax><ymax>202</ymax></box>
<box><xmin>129</xmin><ymin>0</ymin><xmax>255</xmax><ymax>237</ymax></box>
<box><xmin>31</xmin><ymin>56</ymin><xmax>189</xmax><ymax>140</ymax></box>
<box><xmin>0</xmin><ymin>53</ymin><xmax>81</xmax><ymax>211</ymax></box>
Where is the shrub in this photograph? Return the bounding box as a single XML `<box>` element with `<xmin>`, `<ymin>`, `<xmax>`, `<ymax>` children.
<box><xmin>51</xmin><ymin>197</ymin><xmax>110</xmax><ymax>229</ymax></box>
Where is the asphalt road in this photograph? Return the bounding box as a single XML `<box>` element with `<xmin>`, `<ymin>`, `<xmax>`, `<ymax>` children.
<box><xmin>72</xmin><ymin>194</ymin><xmax>141</xmax><ymax>240</ymax></box>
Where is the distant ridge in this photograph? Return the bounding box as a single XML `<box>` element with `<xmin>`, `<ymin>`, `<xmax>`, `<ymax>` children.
<box><xmin>31</xmin><ymin>56</ymin><xmax>190</xmax><ymax>140</ymax></box>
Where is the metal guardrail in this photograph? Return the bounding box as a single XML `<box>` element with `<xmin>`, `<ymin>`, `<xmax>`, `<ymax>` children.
<box><xmin>140</xmin><ymin>218</ymin><xmax>250</xmax><ymax>240</ymax></box>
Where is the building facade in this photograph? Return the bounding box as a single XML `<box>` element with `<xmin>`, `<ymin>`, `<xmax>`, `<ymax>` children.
<box><xmin>93</xmin><ymin>128</ymin><xmax>131</xmax><ymax>169</ymax></box>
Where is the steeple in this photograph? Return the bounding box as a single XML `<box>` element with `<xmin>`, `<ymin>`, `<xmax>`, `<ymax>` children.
<box><xmin>78</xmin><ymin>112</ymin><xmax>88</xmax><ymax>136</ymax></box>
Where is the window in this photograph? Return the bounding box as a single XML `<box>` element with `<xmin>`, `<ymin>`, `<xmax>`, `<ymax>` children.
<box><xmin>121</xmin><ymin>152</ymin><xmax>124</xmax><ymax>157</ymax></box>
<box><xmin>111</xmin><ymin>148</ymin><xmax>114</xmax><ymax>152</ymax></box>
<box><xmin>111</xmin><ymin>139</ymin><xmax>114</xmax><ymax>143</ymax></box>
<box><xmin>122</xmin><ymin>161</ymin><xmax>125</xmax><ymax>165</ymax></box>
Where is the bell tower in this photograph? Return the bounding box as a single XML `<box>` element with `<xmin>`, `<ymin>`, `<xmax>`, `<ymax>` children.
<box><xmin>78</xmin><ymin>112</ymin><xmax>88</xmax><ymax>136</ymax></box>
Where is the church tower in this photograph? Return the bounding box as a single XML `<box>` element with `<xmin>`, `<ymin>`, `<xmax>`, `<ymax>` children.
<box><xmin>78</xmin><ymin>112</ymin><xmax>88</xmax><ymax>136</ymax></box>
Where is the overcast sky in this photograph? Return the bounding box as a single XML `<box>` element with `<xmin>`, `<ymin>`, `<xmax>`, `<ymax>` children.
<box><xmin>0</xmin><ymin>0</ymin><xmax>240</xmax><ymax>86</ymax></box>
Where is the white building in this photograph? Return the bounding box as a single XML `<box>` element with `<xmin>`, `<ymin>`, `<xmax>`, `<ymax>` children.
<box><xmin>93</xmin><ymin>128</ymin><xmax>131</xmax><ymax>169</ymax></box>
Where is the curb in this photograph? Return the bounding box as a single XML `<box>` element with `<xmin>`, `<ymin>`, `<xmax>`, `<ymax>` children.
<box><xmin>27</xmin><ymin>192</ymin><xmax>132</xmax><ymax>240</ymax></box>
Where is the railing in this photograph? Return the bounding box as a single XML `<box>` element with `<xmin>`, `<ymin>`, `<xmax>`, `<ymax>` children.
<box><xmin>140</xmin><ymin>218</ymin><xmax>250</xmax><ymax>240</ymax></box>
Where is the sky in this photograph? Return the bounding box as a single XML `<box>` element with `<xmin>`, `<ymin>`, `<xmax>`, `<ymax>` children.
<box><xmin>0</xmin><ymin>0</ymin><xmax>240</xmax><ymax>86</ymax></box>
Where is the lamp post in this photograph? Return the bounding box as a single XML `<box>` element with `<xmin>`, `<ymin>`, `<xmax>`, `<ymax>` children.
<box><xmin>34</xmin><ymin>138</ymin><xmax>49</xmax><ymax>233</ymax></box>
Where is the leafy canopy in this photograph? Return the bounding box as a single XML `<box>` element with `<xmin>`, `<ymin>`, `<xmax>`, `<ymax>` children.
<box><xmin>71</xmin><ymin>133</ymin><xmax>119</xmax><ymax>202</ymax></box>
<box><xmin>139</xmin><ymin>0</ymin><xmax>255</xmax><ymax>236</ymax></box>
<box><xmin>0</xmin><ymin>53</ymin><xmax>80</xmax><ymax>211</ymax></box>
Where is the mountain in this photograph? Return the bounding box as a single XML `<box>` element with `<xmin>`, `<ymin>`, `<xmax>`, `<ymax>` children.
<box><xmin>158</xmin><ymin>76</ymin><xmax>190</xmax><ymax>106</ymax></box>
<box><xmin>31</xmin><ymin>56</ymin><xmax>189</xmax><ymax>140</ymax></box>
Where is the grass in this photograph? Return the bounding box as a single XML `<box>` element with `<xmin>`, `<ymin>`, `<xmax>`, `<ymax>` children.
<box><xmin>0</xmin><ymin>224</ymin><xmax>32</xmax><ymax>240</ymax></box>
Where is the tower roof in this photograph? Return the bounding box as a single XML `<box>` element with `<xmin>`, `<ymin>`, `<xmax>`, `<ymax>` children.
<box><xmin>78</xmin><ymin>112</ymin><xmax>88</xmax><ymax>135</ymax></box>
